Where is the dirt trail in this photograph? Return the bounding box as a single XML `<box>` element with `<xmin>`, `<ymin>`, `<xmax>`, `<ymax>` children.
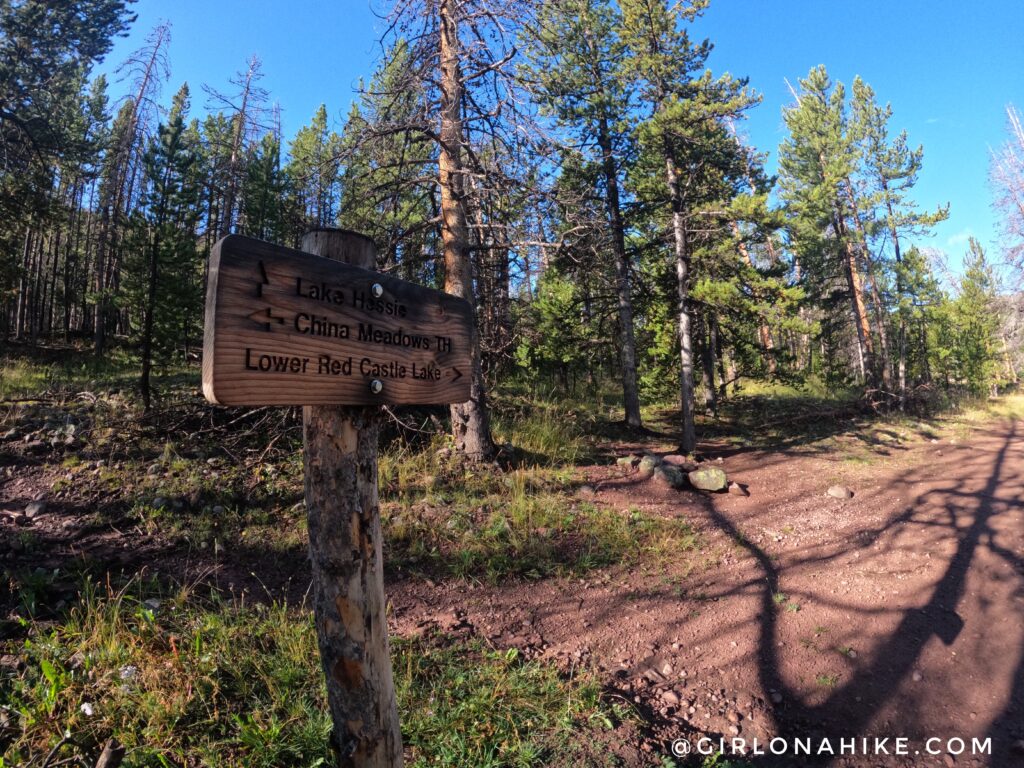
<box><xmin>390</xmin><ymin>421</ymin><xmax>1024</xmax><ymax>767</ymax></box>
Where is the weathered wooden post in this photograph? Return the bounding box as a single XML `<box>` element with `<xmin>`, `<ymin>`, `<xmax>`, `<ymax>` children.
<box><xmin>203</xmin><ymin>229</ymin><xmax>473</xmax><ymax>767</ymax></box>
<box><xmin>300</xmin><ymin>228</ymin><xmax>402</xmax><ymax>766</ymax></box>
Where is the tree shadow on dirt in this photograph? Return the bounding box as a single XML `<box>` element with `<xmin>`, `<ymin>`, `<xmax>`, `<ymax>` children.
<box><xmin>692</xmin><ymin>421</ymin><xmax>1023</xmax><ymax>766</ymax></box>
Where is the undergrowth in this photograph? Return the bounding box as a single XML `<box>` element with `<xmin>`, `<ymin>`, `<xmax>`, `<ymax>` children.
<box><xmin>0</xmin><ymin>577</ymin><xmax>617</xmax><ymax>767</ymax></box>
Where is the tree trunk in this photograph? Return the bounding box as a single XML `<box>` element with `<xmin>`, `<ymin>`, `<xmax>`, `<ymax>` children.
<box><xmin>596</xmin><ymin>117</ymin><xmax>643</xmax><ymax>428</ymax></box>
<box><xmin>301</xmin><ymin>229</ymin><xmax>403</xmax><ymax>768</ymax></box>
<box><xmin>666</xmin><ymin>152</ymin><xmax>697</xmax><ymax>453</ymax></box>
<box><xmin>701</xmin><ymin>312</ymin><xmax>718</xmax><ymax>415</ymax></box>
<box><xmin>834</xmin><ymin>211</ymin><xmax>875</xmax><ymax>386</ymax></box>
<box><xmin>883</xmin><ymin>187</ymin><xmax>908</xmax><ymax>409</ymax></box>
<box><xmin>141</xmin><ymin>215</ymin><xmax>165</xmax><ymax>412</ymax></box>
<box><xmin>845</xmin><ymin>184</ymin><xmax>890</xmax><ymax>389</ymax></box>
<box><xmin>438</xmin><ymin>0</ymin><xmax>495</xmax><ymax>460</ymax></box>
<box><xmin>15</xmin><ymin>226</ymin><xmax>32</xmax><ymax>340</ymax></box>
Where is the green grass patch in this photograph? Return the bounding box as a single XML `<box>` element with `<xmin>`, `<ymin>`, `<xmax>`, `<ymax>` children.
<box><xmin>0</xmin><ymin>348</ymin><xmax>148</xmax><ymax>401</ymax></box>
<box><xmin>383</xmin><ymin>471</ymin><xmax>700</xmax><ymax>582</ymax></box>
<box><xmin>815</xmin><ymin>673</ymin><xmax>840</xmax><ymax>688</ymax></box>
<box><xmin>1</xmin><ymin>577</ymin><xmax>617</xmax><ymax>767</ymax></box>
<box><xmin>378</xmin><ymin>416</ymin><xmax>701</xmax><ymax>582</ymax></box>
<box><xmin>398</xmin><ymin>635</ymin><xmax>615</xmax><ymax>767</ymax></box>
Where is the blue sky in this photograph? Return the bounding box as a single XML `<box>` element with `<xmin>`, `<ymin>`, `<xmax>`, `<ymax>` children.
<box><xmin>97</xmin><ymin>0</ymin><xmax>1023</xmax><ymax>269</ymax></box>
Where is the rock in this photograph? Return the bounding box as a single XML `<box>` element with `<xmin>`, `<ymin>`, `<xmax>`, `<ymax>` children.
<box><xmin>729</xmin><ymin>724</ymin><xmax>741</xmax><ymax>736</ymax></box>
<box><xmin>662</xmin><ymin>454</ymin><xmax>699</xmax><ymax>472</ymax></box>
<box><xmin>577</xmin><ymin>484</ymin><xmax>597</xmax><ymax>499</ymax></box>
<box><xmin>912</xmin><ymin>670</ymin><xmax>923</xmax><ymax>682</ymax></box>
<box><xmin>638</xmin><ymin>454</ymin><xmax>662</xmax><ymax>476</ymax></box>
<box><xmin>24</xmin><ymin>501</ymin><xmax>46</xmax><ymax>518</ymax></box>
<box><xmin>943</xmin><ymin>754</ymin><xmax>955</xmax><ymax>767</ymax></box>
<box><xmin>688</xmin><ymin>466</ymin><xmax>728</xmax><ymax>492</ymax></box>
<box><xmin>727</xmin><ymin>710</ymin><xmax>741</xmax><ymax>723</ymax></box>
<box><xmin>770</xmin><ymin>691</ymin><xmax>783</xmax><ymax>705</ymax></box>
<box><xmin>728</xmin><ymin>481</ymin><xmax>750</xmax><ymax>496</ymax></box>
<box><xmin>211</xmin><ymin>505</ymin><xmax>226</xmax><ymax>515</ymax></box>
<box><xmin>653</xmin><ymin>465</ymin><xmax>685</xmax><ymax>489</ymax></box>
<box><xmin>616</xmin><ymin>454</ymin><xmax>641</xmax><ymax>468</ymax></box>
<box><xmin>827</xmin><ymin>485</ymin><xmax>854</xmax><ymax>499</ymax></box>
<box><xmin>662</xmin><ymin>690</ymin><xmax>681</xmax><ymax>706</ymax></box>
<box><xmin>23</xmin><ymin>440</ymin><xmax>46</xmax><ymax>453</ymax></box>
<box><xmin>1</xmin><ymin>429</ymin><xmax>19</xmax><ymax>441</ymax></box>
<box><xmin>152</xmin><ymin>496</ymin><xmax>169</xmax><ymax>510</ymax></box>
<box><xmin>147</xmin><ymin>464</ymin><xmax>160</xmax><ymax>476</ymax></box>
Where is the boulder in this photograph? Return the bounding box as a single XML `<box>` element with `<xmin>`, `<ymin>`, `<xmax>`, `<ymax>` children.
<box><xmin>653</xmin><ymin>464</ymin><xmax>686</xmax><ymax>489</ymax></box>
<box><xmin>662</xmin><ymin>454</ymin><xmax>699</xmax><ymax>472</ymax></box>
<box><xmin>827</xmin><ymin>485</ymin><xmax>854</xmax><ymax>499</ymax></box>
<box><xmin>24</xmin><ymin>501</ymin><xmax>47</xmax><ymax>518</ymax></box>
<box><xmin>637</xmin><ymin>453</ymin><xmax>662</xmax><ymax>476</ymax></box>
<box><xmin>616</xmin><ymin>454</ymin><xmax>640</xmax><ymax>469</ymax></box>
<box><xmin>728</xmin><ymin>481</ymin><xmax>750</xmax><ymax>497</ymax></box>
<box><xmin>688</xmin><ymin>466</ymin><xmax>728</xmax><ymax>492</ymax></box>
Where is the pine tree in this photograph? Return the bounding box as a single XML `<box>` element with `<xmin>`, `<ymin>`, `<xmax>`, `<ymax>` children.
<box><xmin>338</xmin><ymin>39</ymin><xmax>437</xmax><ymax>282</ymax></box>
<box><xmin>286</xmin><ymin>104</ymin><xmax>342</xmax><ymax>233</ymax></box>
<box><xmin>0</xmin><ymin>0</ymin><xmax>136</xmax><ymax>340</ymax></box>
<box><xmin>851</xmin><ymin>77</ymin><xmax>948</xmax><ymax>406</ymax></box>
<box><xmin>133</xmin><ymin>83</ymin><xmax>201</xmax><ymax>410</ymax></box>
<box><xmin>521</xmin><ymin>0</ymin><xmax>644</xmax><ymax>427</ymax></box>
<box><xmin>951</xmin><ymin>239</ymin><xmax>1001</xmax><ymax>396</ymax></box>
<box><xmin>620</xmin><ymin>0</ymin><xmax>757</xmax><ymax>452</ymax></box>
<box><xmin>779</xmin><ymin>66</ymin><xmax>877</xmax><ymax>388</ymax></box>
<box><xmin>239</xmin><ymin>131</ymin><xmax>286</xmax><ymax>243</ymax></box>
<box><xmin>384</xmin><ymin>0</ymin><xmax>533</xmax><ymax>459</ymax></box>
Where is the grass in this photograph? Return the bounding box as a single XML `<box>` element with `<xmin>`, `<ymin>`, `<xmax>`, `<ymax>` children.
<box><xmin>378</xmin><ymin>409</ymin><xmax>702</xmax><ymax>582</ymax></box>
<box><xmin>0</xmin><ymin>347</ymin><xmax>151</xmax><ymax>402</ymax></box>
<box><xmin>398</xmin><ymin>635</ymin><xmax>617</xmax><ymax>767</ymax></box>
<box><xmin>815</xmin><ymin>673</ymin><xmax>840</xmax><ymax>688</ymax></box>
<box><xmin>382</xmin><ymin>462</ymin><xmax>700</xmax><ymax>581</ymax></box>
<box><xmin>0</xmin><ymin>576</ymin><xmax>618</xmax><ymax>767</ymax></box>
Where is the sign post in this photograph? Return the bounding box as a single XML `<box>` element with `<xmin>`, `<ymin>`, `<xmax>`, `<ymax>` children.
<box><xmin>203</xmin><ymin>230</ymin><xmax>473</xmax><ymax>767</ymax></box>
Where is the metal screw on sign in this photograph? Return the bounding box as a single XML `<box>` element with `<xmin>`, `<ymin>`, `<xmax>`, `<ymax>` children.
<box><xmin>370</xmin><ymin>379</ymin><xmax>384</xmax><ymax>394</ymax></box>
<box><xmin>371</xmin><ymin>282</ymin><xmax>384</xmax><ymax>298</ymax></box>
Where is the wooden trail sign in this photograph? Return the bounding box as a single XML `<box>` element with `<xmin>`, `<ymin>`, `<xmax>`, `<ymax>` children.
<box><xmin>203</xmin><ymin>234</ymin><xmax>473</xmax><ymax>406</ymax></box>
<box><xmin>201</xmin><ymin>230</ymin><xmax>479</xmax><ymax>767</ymax></box>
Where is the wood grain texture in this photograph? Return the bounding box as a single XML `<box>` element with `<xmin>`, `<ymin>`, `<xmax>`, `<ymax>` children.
<box><xmin>301</xmin><ymin>229</ymin><xmax>403</xmax><ymax>767</ymax></box>
<box><xmin>202</xmin><ymin>234</ymin><xmax>472</xmax><ymax>406</ymax></box>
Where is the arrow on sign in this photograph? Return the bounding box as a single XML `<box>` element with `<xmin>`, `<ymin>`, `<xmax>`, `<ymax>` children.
<box><xmin>248</xmin><ymin>306</ymin><xmax>287</xmax><ymax>332</ymax></box>
<box><xmin>256</xmin><ymin>260</ymin><xmax>270</xmax><ymax>297</ymax></box>
<box><xmin>451</xmin><ymin>367</ymin><xmax>463</xmax><ymax>382</ymax></box>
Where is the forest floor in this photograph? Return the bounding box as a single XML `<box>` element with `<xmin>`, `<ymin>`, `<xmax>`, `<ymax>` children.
<box><xmin>1</xmin><ymin>348</ymin><xmax>1023</xmax><ymax>767</ymax></box>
